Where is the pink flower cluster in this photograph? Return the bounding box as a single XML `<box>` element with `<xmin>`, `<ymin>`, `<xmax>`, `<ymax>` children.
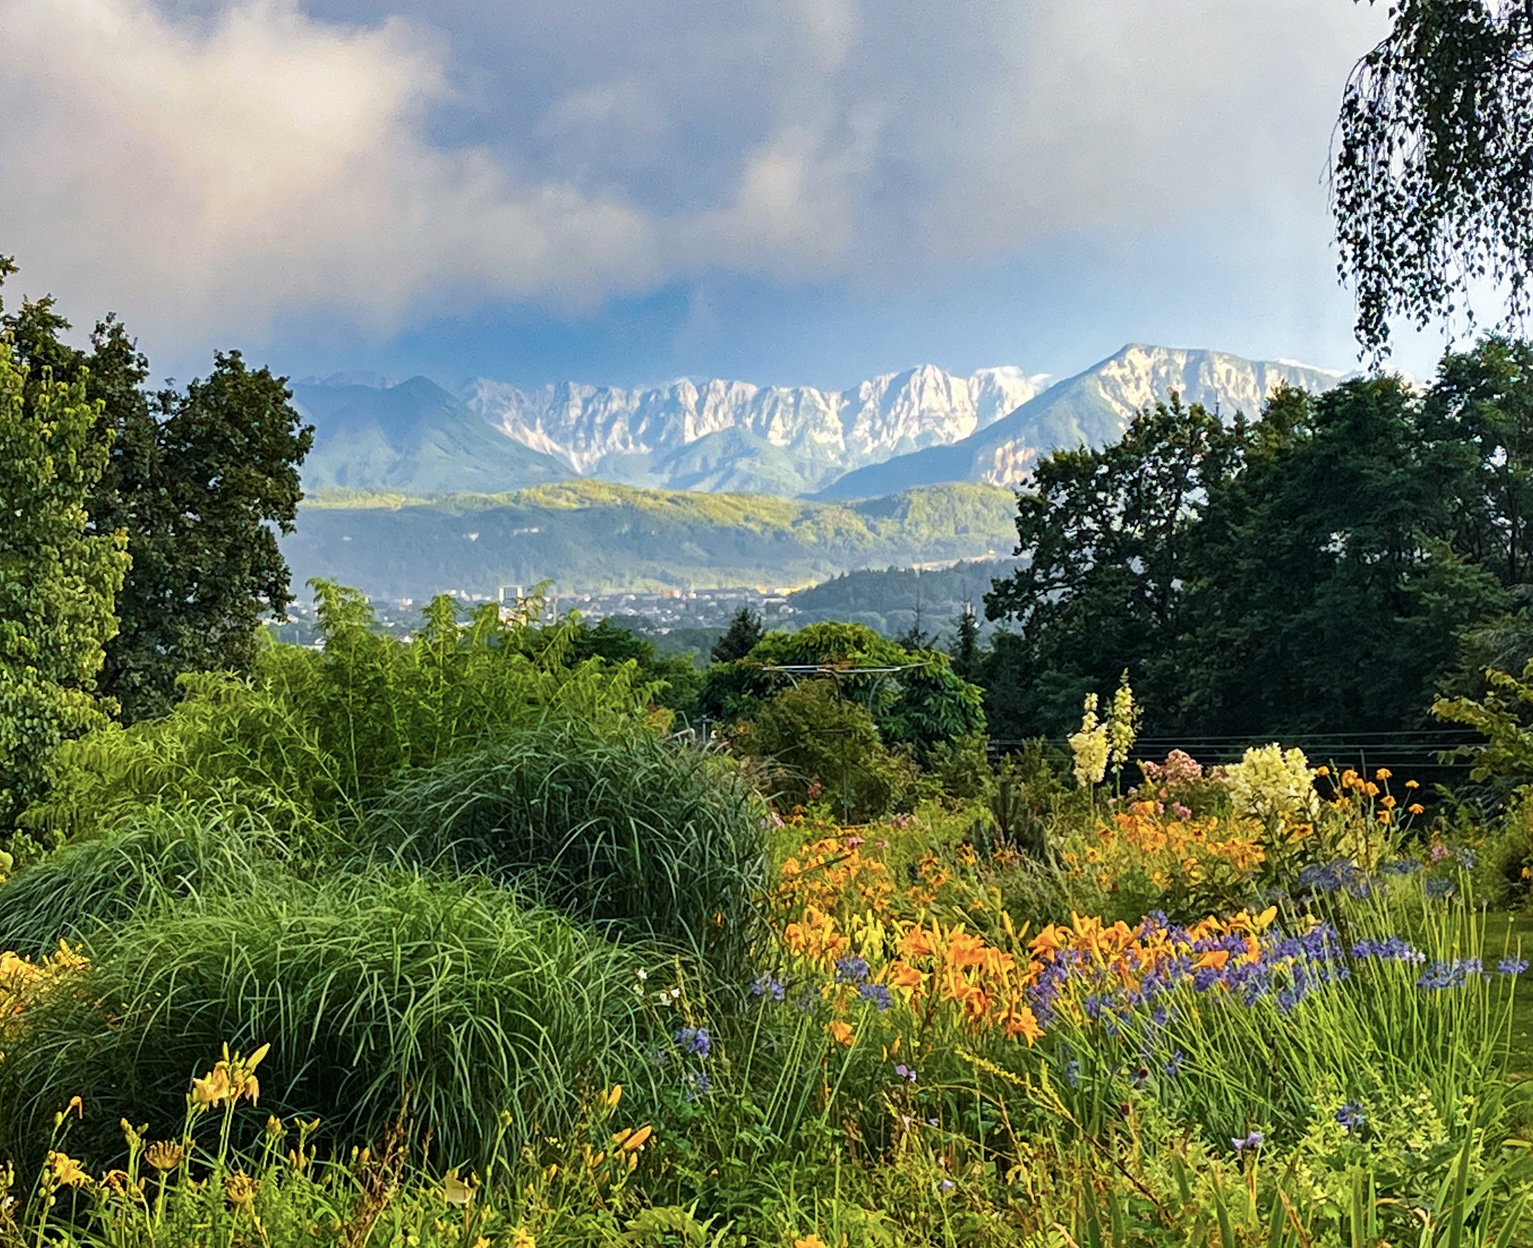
<box><xmin>1138</xmin><ymin>750</ymin><xmax>1205</xmax><ymax>788</ymax></box>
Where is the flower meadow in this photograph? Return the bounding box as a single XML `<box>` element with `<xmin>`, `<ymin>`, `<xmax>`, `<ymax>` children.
<box><xmin>0</xmin><ymin>604</ymin><xmax>1531</xmax><ymax>1246</ymax></box>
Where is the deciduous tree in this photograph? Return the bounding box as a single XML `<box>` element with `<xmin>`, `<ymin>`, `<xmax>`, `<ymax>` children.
<box><xmin>0</xmin><ymin>261</ymin><xmax>313</xmax><ymax>721</ymax></box>
<box><xmin>1333</xmin><ymin>0</ymin><xmax>1533</xmax><ymax>356</ymax></box>
<box><xmin>0</xmin><ymin>341</ymin><xmax>127</xmax><ymax>829</ymax></box>
<box><xmin>983</xmin><ymin>396</ymin><xmax>1240</xmax><ymax>734</ymax></box>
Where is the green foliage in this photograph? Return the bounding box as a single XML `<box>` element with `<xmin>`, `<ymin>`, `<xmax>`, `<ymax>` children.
<box><xmin>919</xmin><ymin>731</ymin><xmax>992</xmax><ymax>803</ymax></box>
<box><xmin>26</xmin><ymin>583</ymin><xmax>659</xmax><ymax>837</ymax></box>
<box><xmin>700</xmin><ymin>621</ymin><xmax>985</xmax><ymax>761</ymax></box>
<box><xmin>984</xmin><ymin>345</ymin><xmax>1533</xmax><ymax>740</ymax></box>
<box><xmin>1443</xmin><ymin>609</ymin><xmax>1533</xmax><ymax>703</ymax></box>
<box><xmin>1434</xmin><ymin>661</ymin><xmax>1533</xmax><ymax>794</ymax></box>
<box><xmin>710</xmin><ymin>607</ymin><xmax>764</xmax><ymax>665</ymax></box>
<box><xmin>1331</xmin><ymin>1</ymin><xmax>1533</xmax><ymax>357</ymax></box>
<box><xmin>1180</xmin><ymin>376</ymin><xmax>1509</xmax><ymax>737</ymax></box>
<box><xmin>734</xmin><ymin>681</ymin><xmax>917</xmax><ymax>823</ymax></box>
<box><xmin>0</xmin><ymin>263</ymin><xmax>313</xmax><ymax>723</ymax></box>
<box><xmin>948</xmin><ymin>601</ymin><xmax>980</xmax><ymax>681</ymax></box>
<box><xmin>0</xmin><ymin>872</ymin><xmax>652</xmax><ymax>1173</ymax></box>
<box><xmin>988</xmin><ymin>740</ymin><xmax>1069</xmax><ymax>858</ymax></box>
<box><xmin>785</xmin><ymin>560</ymin><xmax>1010</xmax><ymax>642</ymax></box>
<box><xmin>1426</xmin><ymin>337</ymin><xmax>1533</xmax><ymax>585</ymax></box>
<box><xmin>106</xmin><ymin>352</ymin><xmax>313</xmax><ymax>722</ymax></box>
<box><xmin>0</xmin><ymin>800</ymin><xmax>295</xmax><ymax>959</ymax></box>
<box><xmin>0</xmin><ymin>342</ymin><xmax>127</xmax><ymax>832</ymax></box>
<box><xmin>565</xmin><ymin>615</ymin><xmax>704</xmax><ymax>719</ymax></box>
<box><xmin>368</xmin><ymin>724</ymin><xmax>768</xmax><ymax>970</ymax></box>
<box><xmin>983</xmin><ymin>393</ymin><xmax>1237</xmax><ymax>737</ymax></box>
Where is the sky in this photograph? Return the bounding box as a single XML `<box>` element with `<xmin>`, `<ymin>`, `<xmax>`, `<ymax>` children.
<box><xmin>0</xmin><ymin>0</ymin><xmax>1467</xmax><ymax>391</ymax></box>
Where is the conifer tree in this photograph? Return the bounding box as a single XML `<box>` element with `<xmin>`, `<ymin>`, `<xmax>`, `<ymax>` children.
<box><xmin>950</xmin><ymin>601</ymin><xmax>980</xmax><ymax>680</ymax></box>
<box><xmin>711</xmin><ymin>607</ymin><xmax>765</xmax><ymax>664</ymax></box>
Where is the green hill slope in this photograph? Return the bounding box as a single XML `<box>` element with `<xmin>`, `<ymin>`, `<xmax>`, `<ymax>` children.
<box><xmin>294</xmin><ymin>376</ymin><xmax>571</xmax><ymax>494</ymax></box>
<box><xmin>281</xmin><ymin>481</ymin><xmax>1019</xmax><ymax>600</ymax></box>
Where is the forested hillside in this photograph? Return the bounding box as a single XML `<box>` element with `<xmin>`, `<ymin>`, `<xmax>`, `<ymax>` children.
<box><xmin>282</xmin><ymin>481</ymin><xmax>1018</xmax><ymax>599</ymax></box>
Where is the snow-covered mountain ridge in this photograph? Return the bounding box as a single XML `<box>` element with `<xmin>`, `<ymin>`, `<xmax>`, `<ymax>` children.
<box><xmin>293</xmin><ymin>346</ymin><xmax>1345</xmax><ymax>499</ymax></box>
<box><xmin>456</xmin><ymin>364</ymin><xmax>1046</xmax><ymax>493</ymax></box>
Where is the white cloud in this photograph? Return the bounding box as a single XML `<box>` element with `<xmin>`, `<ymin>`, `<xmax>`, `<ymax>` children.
<box><xmin>0</xmin><ymin>0</ymin><xmax>662</xmax><ymax>347</ymax></box>
<box><xmin>0</xmin><ymin>0</ymin><xmax>1392</xmax><ymax>358</ymax></box>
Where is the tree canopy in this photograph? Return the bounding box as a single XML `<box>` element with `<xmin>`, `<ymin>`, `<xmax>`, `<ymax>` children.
<box><xmin>983</xmin><ymin>341</ymin><xmax>1533</xmax><ymax>739</ymax></box>
<box><xmin>0</xmin><ymin>260</ymin><xmax>313</xmax><ymax>721</ymax></box>
<box><xmin>0</xmin><ymin>341</ymin><xmax>127</xmax><ymax>829</ymax></box>
<box><xmin>1333</xmin><ymin>0</ymin><xmax>1533</xmax><ymax>357</ymax></box>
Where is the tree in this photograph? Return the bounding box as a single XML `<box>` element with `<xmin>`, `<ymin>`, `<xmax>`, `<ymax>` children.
<box><xmin>1332</xmin><ymin>0</ymin><xmax>1533</xmax><ymax>357</ymax></box>
<box><xmin>711</xmin><ymin>607</ymin><xmax>764</xmax><ymax>664</ymax></box>
<box><xmin>0</xmin><ymin>341</ymin><xmax>128</xmax><ymax>829</ymax></box>
<box><xmin>0</xmin><ymin>262</ymin><xmax>313</xmax><ymax>721</ymax></box>
<box><xmin>978</xmin><ymin>368</ymin><xmax>1521</xmax><ymax>739</ymax></box>
<box><xmin>1422</xmin><ymin>335</ymin><xmax>1533</xmax><ymax>585</ymax></box>
<box><xmin>983</xmin><ymin>395</ymin><xmax>1241</xmax><ymax>735</ymax></box>
<box><xmin>949</xmin><ymin>602</ymin><xmax>980</xmax><ymax>681</ymax></box>
<box><xmin>109</xmin><ymin>353</ymin><xmax>312</xmax><ymax>720</ymax></box>
<box><xmin>1176</xmin><ymin>376</ymin><xmax>1506</xmax><ymax>734</ymax></box>
<box><xmin>894</xmin><ymin>592</ymin><xmax>932</xmax><ymax>651</ymax></box>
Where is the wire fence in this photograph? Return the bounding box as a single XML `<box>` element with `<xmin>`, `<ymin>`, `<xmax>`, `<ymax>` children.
<box><xmin>988</xmin><ymin>730</ymin><xmax>1482</xmax><ymax>779</ymax></box>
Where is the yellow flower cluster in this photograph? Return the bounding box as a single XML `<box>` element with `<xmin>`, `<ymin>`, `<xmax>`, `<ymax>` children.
<box><xmin>780</xmin><ymin>902</ymin><xmax>1043</xmax><ymax>1044</ymax></box>
<box><xmin>0</xmin><ymin>941</ymin><xmax>90</xmax><ymax>1040</ymax></box>
<box><xmin>1067</xmin><ymin>694</ymin><xmax>1109</xmax><ymax>788</ymax></box>
<box><xmin>892</xmin><ymin>918</ymin><xmax>1045</xmax><ymax>1043</ymax></box>
<box><xmin>781</xmin><ymin>905</ymin><xmax>850</xmax><ymax>969</ymax></box>
<box><xmin>778</xmin><ymin>837</ymin><xmax>896</xmax><ymax>919</ymax></box>
<box><xmin>1222</xmin><ymin>744</ymin><xmax>1320</xmax><ymax>823</ymax></box>
<box><xmin>192</xmin><ymin>1042</ymin><xmax>270</xmax><ymax>1110</ymax></box>
<box><xmin>1331</xmin><ymin>767</ymin><xmax>1425</xmax><ymax>822</ymax></box>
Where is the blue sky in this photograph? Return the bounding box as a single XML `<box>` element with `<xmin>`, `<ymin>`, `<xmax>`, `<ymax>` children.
<box><xmin>0</xmin><ymin>0</ymin><xmax>1464</xmax><ymax>391</ymax></box>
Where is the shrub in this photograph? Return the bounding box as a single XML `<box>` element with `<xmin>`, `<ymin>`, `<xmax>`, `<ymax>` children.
<box><xmin>369</xmin><ymin>724</ymin><xmax>769</xmax><ymax>971</ymax></box>
<box><xmin>699</xmin><ymin>621</ymin><xmax>985</xmax><ymax>760</ymax></box>
<box><xmin>24</xmin><ymin>583</ymin><xmax>660</xmax><ymax>839</ymax></box>
<box><xmin>919</xmin><ymin>732</ymin><xmax>992</xmax><ymax>802</ymax></box>
<box><xmin>734</xmin><ymin>682</ymin><xmax>916</xmax><ymax>824</ymax></box>
<box><xmin>0</xmin><ymin>800</ymin><xmax>296</xmax><ymax>958</ymax></box>
<box><xmin>0</xmin><ymin>872</ymin><xmax>653</xmax><ymax>1172</ymax></box>
<box><xmin>986</xmin><ymin>739</ymin><xmax>1071</xmax><ymax>859</ymax></box>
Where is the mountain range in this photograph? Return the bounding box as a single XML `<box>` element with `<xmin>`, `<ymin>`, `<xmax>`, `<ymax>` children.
<box><xmin>816</xmin><ymin>346</ymin><xmax>1343</xmax><ymax>498</ymax></box>
<box><xmin>292</xmin><ymin>344</ymin><xmax>1344</xmax><ymax>501</ymax></box>
<box><xmin>285</xmin><ymin>343</ymin><xmax>1349</xmax><ymax>600</ymax></box>
<box><xmin>462</xmin><ymin>365</ymin><xmax>1044</xmax><ymax>494</ymax></box>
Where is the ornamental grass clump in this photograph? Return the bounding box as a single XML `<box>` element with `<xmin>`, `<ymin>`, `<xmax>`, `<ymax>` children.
<box><xmin>0</xmin><ymin>871</ymin><xmax>655</xmax><ymax>1173</ymax></box>
<box><xmin>0</xmin><ymin>800</ymin><xmax>295</xmax><ymax>958</ymax></box>
<box><xmin>369</xmin><ymin>723</ymin><xmax>769</xmax><ymax>972</ymax></box>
